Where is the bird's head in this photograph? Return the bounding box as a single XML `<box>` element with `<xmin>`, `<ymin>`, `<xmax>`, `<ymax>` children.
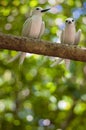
<box><xmin>65</xmin><ymin>18</ymin><xmax>75</xmax><ymax>25</ymax></box>
<box><xmin>32</xmin><ymin>7</ymin><xmax>50</xmax><ymax>15</ymax></box>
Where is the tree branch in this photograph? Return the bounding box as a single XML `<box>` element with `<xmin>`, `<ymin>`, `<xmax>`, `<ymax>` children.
<box><xmin>0</xmin><ymin>33</ymin><xmax>86</xmax><ymax>62</ymax></box>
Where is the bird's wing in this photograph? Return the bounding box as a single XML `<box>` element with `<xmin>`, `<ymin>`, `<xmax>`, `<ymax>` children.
<box><xmin>22</xmin><ymin>17</ymin><xmax>32</xmax><ymax>37</ymax></box>
<box><xmin>8</xmin><ymin>17</ymin><xmax>32</xmax><ymax>64</ymax></box>
<box><xmin>74</xmin><ymin>29</ymin><xmax>81</xmax><ymax>45</ymax></box>
<box><xmin>60</xmin><ymin>30</ymin><xmax>65</xmax><ymax>44</ymax></box>
<box><xmin>38</xmin><ymin>21</ymin><xmax>45</xmax><ymax>38</ymax></box>
<box><xmin>18</xmin><ymin>17</ymin><xmax>32</xmax><ymax>65</ymax></box>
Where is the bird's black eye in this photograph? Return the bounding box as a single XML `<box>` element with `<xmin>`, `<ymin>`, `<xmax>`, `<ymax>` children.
<box><xmin>65</xmin><ymin>20</ymin><xmax>68</xmax><ymax>23</ymax></box>
<box><xmin>36</xmin><ymin>8</ymin><xmax>40</xmax><ymax>10</ymax></box>
<box><xmin>72</xmin><ymin>19</ymin><xmax>74</xmax><ymax>22</ymax></box>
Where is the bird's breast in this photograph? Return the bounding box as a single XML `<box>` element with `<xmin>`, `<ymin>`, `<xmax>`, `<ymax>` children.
<box><xmin>29</xmin><ymin>16</ymin><xmax>42</xmax><ymax>38</ymax></box>
<box><xmin>64</xmin><ymin>25</ymin><xmax>76</xmax><ymax>44</ymax></box>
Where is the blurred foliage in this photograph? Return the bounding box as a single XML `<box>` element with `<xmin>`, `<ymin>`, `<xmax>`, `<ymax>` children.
<box><xmin>0</xmin><ymin>0</ymin><xmax>86</xmax><ymax>130</ymax></box>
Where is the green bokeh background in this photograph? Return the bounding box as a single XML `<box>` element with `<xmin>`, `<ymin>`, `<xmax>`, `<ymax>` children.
<box><xmin>0</xmin><ymin>0</ymin><xmax>86</xmax><ymax>130</ymax></box>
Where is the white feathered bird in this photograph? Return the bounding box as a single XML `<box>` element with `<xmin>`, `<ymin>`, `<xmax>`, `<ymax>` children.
<box><xmin>61</xmin><ymin>17</ymin><xmax>81</xmax><ymax>45</ymax></box>
<box><xmin>9</xmin><ymin>7</ymin><xmax>50</xmax><ymax>65</ymax></box>
<box><xmin>51</xmin><ymin>18</ymin><xmax>81</xmax><ymax>68</ymax></box>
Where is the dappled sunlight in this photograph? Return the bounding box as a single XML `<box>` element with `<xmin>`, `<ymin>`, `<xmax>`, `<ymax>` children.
<box><xmin>58</xmin><ymin>100</ymin><xmax>71</xmax><ymax>110</ymax></box>
<box><xmin>39</xmin><ymin>119</ymin><xmax>51</xmax><ymax>126</ymax></box>
<box><xmin>0</xmin><ymin>100</ymin><xmax>5</xmax><ymax>112</ymax></box>
<box><xmin>26</xmin><ymin>114</ymin><xmax>34</xmax><ymax>122</ymax></box>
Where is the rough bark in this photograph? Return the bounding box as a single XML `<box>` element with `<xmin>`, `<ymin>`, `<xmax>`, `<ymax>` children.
<box><xmin>0</xmin><ymin>33</ymin><xmax>86</xmax><ymax>62</ymax></box>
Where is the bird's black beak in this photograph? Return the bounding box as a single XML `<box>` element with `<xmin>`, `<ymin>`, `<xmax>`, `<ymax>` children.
<box><xmin>41</xmin><ymin>8</ymin><xmax>50</xmax><ymax>13</ymax></box>
<box><xmin>68</xmin><ymin>21</ymin><xmax>72</xmax><ymax>24</ymax></box>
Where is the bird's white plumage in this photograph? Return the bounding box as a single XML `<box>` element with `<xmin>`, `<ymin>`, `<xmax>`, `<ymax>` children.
<box><xmin>22</xmin><ymin>18</ymin><xmax>32</xmax><ymax>37</ymax></box>
<box><xmin>61</xmin><ymin>24</ymin><xmax>76</xmax><ymax>44</ymax></box>
<box><xmin>61</xmin><ymin>17</ymin><xmax>81</xmax><ymax>45</ymax></box>
<box><xmin>61</xmin><ymin>18</ymin><xmax>81</xmax><ymax>69</ymax></box>
<box><xmin>74</xmin><ymin>29</ymin><xmax>81</xmax><ymax>45</ymax></box>
<box><xmin>38</xmin><ymin>22</ymin><xmax>45</xmax><ymax>38</ymax></box>
<box><xmin>20</xmin><ymin>8</ymin><xmax>45</xmax><ymax>64</ymax></box>
<box><xmin>52</xmin><ymin>17</ymin><xmax>81</xmax><ymax>69</ymax></box>
<box><xmin>22</xmin><ymin>15</ymin><xmax>43</xmax><ymax>38</ymax></box>
<box><xmin>9</xmin><ymin>7</ymin><xmax>48</xmax><ymax>65</ymax></box>
<box><xmin>20</xmin><ymin>13</ymin><xmax>45</xmax><ymax>64</ymax></box>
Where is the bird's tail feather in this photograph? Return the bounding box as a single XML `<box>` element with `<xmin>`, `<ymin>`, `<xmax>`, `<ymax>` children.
<box><xmin>51</xmin><ymin>58</ymin><xmax>70</xmax><ymax>70</ymax></box>
<box><xmin>8</xmin><ymin>52</ymin><xmax>26</xmax><ymax>65</ymax></box>
<box><xmin>8</xmin><ymin>52</ymin><xmax>22</xmax><ymax>63</ymax></box>
<box><xmin>64</xmin><ymin>59</ymin><xmax>70</xmax><ymax>70</ymax></box>
<box><xmin>50</xmin><ymin>58</ymin><xmax>63</xmax><ymax>67</ymax></box>
<box><xmin>19</xmin><ymin>52</ymin><xmax>26</xmax><ymax>65</ymax></box>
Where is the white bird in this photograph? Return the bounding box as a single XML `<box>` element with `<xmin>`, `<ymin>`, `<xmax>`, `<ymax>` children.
<box><xmin>9</xmin><ymin>7</ymin><xmax>50</xmax><ymax>65</ymax></box>
<box><xmin>51</xmin><ymin>18</ymin><xmax>81</xmax><ymax>68</ymax></box>
<box><xmin>61</xmin><ymin>17</ymin><xmax>81</xmax><ymax>45</ymax></box>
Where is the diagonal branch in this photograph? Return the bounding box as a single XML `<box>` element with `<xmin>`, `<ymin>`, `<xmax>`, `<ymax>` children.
<box><xmin>0</xmin><ymin>33</ymin><xmax>86</xmax><ymax>62</ymax></box>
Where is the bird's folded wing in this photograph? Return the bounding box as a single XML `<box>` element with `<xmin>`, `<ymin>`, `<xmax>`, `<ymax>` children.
<box><xmin>38</xmin><ymin>21</ymin><xmax>45</xmax><ymax>38</ymax></box>
<box><xmin>74</xmin><ymin>29</ymin><xmax>81</xmax><ymax>45</ymax></box>
<box><xmin>22</xmin><ymin>17</ymin><xmax>32</xmax><ymax>37</ymax></box>
<box><xmin>60</xmin><ymin>30</ymin><xmax>65</xmax><ymax>44</ymax></box>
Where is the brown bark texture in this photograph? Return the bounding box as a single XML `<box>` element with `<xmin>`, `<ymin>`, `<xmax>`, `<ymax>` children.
<box><xmin>0</xmin><ymin>33</ymin><xmax>86</xmax><ymax>62</ymax></box>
